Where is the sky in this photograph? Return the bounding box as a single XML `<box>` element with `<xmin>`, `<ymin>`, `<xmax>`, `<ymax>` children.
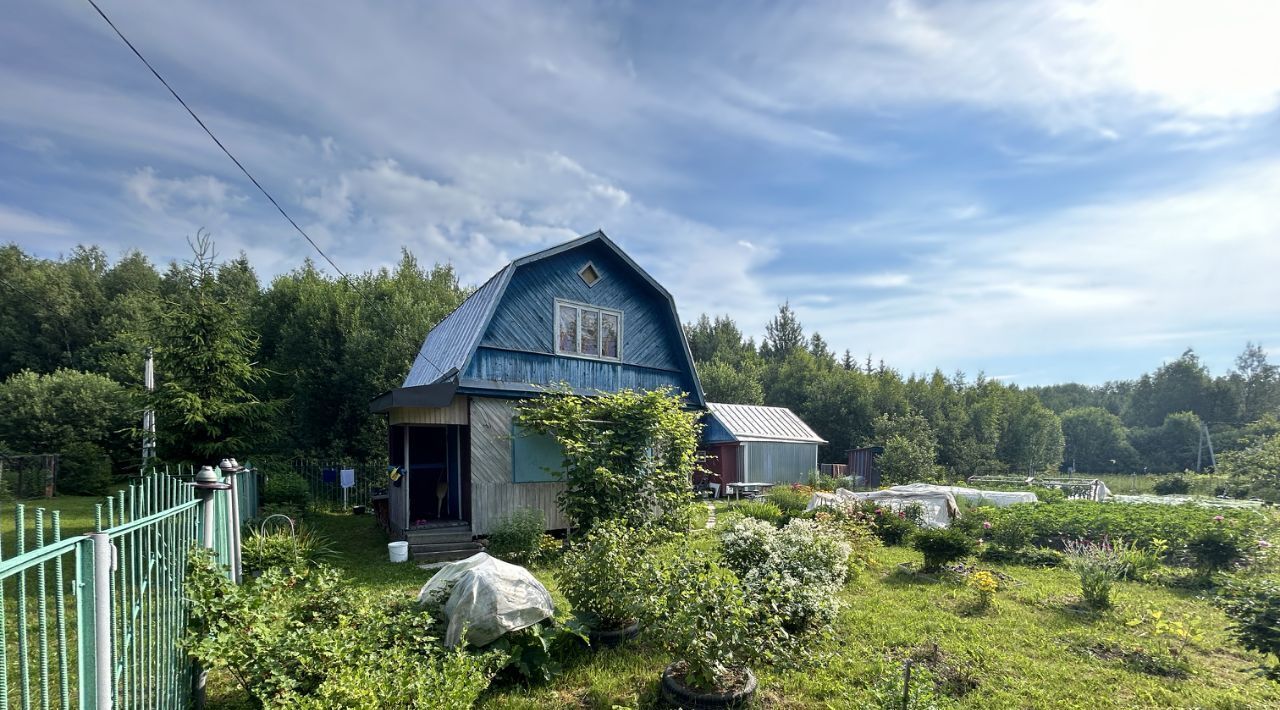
<box><xmin>2</xmin><ymin>0</ymin><xmax>1279</xmax><ymax>386</ymax></box>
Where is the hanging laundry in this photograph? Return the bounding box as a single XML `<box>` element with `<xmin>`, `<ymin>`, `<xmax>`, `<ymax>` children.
<box><xmin>340</xmin><ymin>468</ymin><xmax>356</xmax><ymax>489</ymax></box>
<box><xmin>321</xmin><ymin>467</ymin><xmax>337</xmax><ymax>484</ymax></box>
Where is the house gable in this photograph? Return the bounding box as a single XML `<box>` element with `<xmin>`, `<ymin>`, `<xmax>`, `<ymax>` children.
<box><xmin>400</xmin><ymin>231</ymin><xmax>704</xmax><ymax>406</ymax></box>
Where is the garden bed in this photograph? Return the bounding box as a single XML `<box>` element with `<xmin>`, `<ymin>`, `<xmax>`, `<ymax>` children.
<box><xmin>202</xmin><ymin>511</ymin><xmax>1280</xmax><ymax>709</ymax></box>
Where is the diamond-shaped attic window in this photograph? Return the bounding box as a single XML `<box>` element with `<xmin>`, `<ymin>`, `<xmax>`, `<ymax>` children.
<box><xmin>578</xmin><ymin>262</ymin><xmax>601</xmax><ymax>287</ymax></box>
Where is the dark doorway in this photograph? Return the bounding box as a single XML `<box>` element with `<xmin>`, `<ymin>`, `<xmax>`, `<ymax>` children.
<box><xmin>407</xmin><ymin>425</ymin><xmax>469</xmax><ymax>525</ymax></box>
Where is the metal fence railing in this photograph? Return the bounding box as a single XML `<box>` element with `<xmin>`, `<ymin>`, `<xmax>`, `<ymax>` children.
<box><xmin>288</xmin><ymin>458</ymin><xmax>384</xmax><ymax>511</ymax></box>
<box><xmin>0</xmin><ymin>467</ymin><xmax>248</xmax><ymax>709</ymax></box>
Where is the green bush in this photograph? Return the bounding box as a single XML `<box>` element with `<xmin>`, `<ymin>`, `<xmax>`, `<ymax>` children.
<box><xmin>719</xmin><ymin>517</ymin><xmax>853</xmax><ymax>635</ymax></box>
<box><xmin>911</xmin><ymin>528</ymin><xmax>975</xmax><ymax>572</ymax></box>
<box><xmin>727</xmin><ymin>499</ymin><xmax>783</xmax><ymax>524</ymax></box>
<box><xmin>1219</xmin><ymin>576</ymin><xmax>1280</xmax><ymax>681</ymax></box>
<box><xmin>57</xmin><ymin>441</ymin><xmax>114</xmax><ymax>496</ymax></box>
<box><xmin>1186</xmin><ymin>521</ymin><xmax>1246</xmax><ymax>574</ymax></box>
<box><xmin>650</xmin><ymin>549</ymin><xmax>772</xmax><ymax>693</ymax></box>
<box><xmin>241</xmin><ymin>523</ymin><xmax>336</xmax><ymax>573</ymax></box>
<box><xmin>766</xmin><ymin>486</ymin><xmax>811</xmax><ymax>516</ymax></box>
<box><xmin>1153</xmin><ymin>476</ymin><xmax>1191</xmax><ymax>495</ymax></box>
<box><xmin>263</xmin><ymin>471</ymin><xmax>311</xmax><ymax>512</ymax></box>
<box><xmin>1063</xmin><ymin>538</ymin><xmax>1126</xmax><ymax>610</ymax></box>
<box><xmin>558</xmin><ymin>521</ymin><xmax>658</xmax><ymax>630</ymax></box>
<box><xmin>184</xmin><ymin>549</ymin><xmax>499</xmax><ymax>708</ymax></box>
<box><xmin>972</xmin><ymin>501</ymin><xmax>1264</xmax><ymax>570</ymax></box>
<box><xmin>855</xmin><ymin>501</ymin><xmax>920</xmax><ymax>546</ymax></box>
<box><xmin>486</xmin><ymin>508</ymin><xmax>547</xmax><ymax>565</ymax></box>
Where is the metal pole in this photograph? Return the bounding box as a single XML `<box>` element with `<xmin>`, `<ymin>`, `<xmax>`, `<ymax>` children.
<box><xmin>89</xmin><ymin>533</ymin><xmax>114</xmax><ymax>710</ymax></box>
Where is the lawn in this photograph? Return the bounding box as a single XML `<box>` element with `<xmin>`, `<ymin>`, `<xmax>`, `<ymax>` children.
<box><xmin>270</xmin><ymin>510</ymin><xmax>1280</xmax><ymax>709</ymax></box>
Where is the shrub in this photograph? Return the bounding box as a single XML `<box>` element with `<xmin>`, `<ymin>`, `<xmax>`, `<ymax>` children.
<box><xmin>854</xmin><ymin>500</ymin><xmax>919</xmax><ymax>546</ymax></box>
<box><xmin>719</xmin><ymin>517</ymin><xmax>778</xmax><ymax>572</ymax></box>
<box><xmin>972</xmin><ymin>501</ymin><xmax>1264</xmax><ymax>570</ymax></box>
<box><xmin>241</xmin><ymin>523</ymin><xmax>336</xmax><ymax>573</ymax></box>
<box><xmin>719</xmin><ymin>518</ymin><xmax>852</xmax><ymax>635</ymax></box>
<box><xmin>727</xmin><ymin>499</ymin><xmax>782</xmax><ymax>524</ymax></box>
<box><xmin>1185</xmin><ymin>521</ymin><xmax>1246</xmax><ymax>575</ymax></box>
<box><xmin>808</xmin><ymin>506</ymin><xmax>881</xmax><ymax>575</ymax></box>
<box><xmin>1218</xmin><ymin>577</ymin><xmax>1280</xmax><ymax>681</ymax></box>
<box><xmin>1063</xmin><ymin>538</ymin><xmax>1126</xmax><ymax>610</ymax></box>
<box><xmin>486</xmin><ymin>508</ymin><xmax>546</xmax><ymax>565</ymax></box>
<box><xmin>712</xmin><ymin>510</ymin><xmax>745</xmax><ymax>534</ymax></box>
<box><xmin>1153</xmin><ymin>476</ymin><xmax>1191</xmax><ymax>495</ymax></box>
<box><xmin>57</xmin><ymin>441</ymin><xmax>114</xmax><ymax>496</ymax></box>
<box><xmin>766</xmin><ymin>486</ymin><xmax>811</xmax><ymax>517</ymax></box>
<box><xmin>263</xmin><ymin>471</ymin><xmax>310</xmax><ymax>511</ymax></box>
<box><xmin>558</xmin><ymin>521</ymin><xmax>658</xmax><ymax>630</ymax></box>
<box><xmin>515</xmin><ymin>387</ymin><xmax>701</xmax><ymax>530</ymax></box>
<box><xmin>912</xmin><ymin>528</ymin><xmax>975</xmax><ymax>572</ymax></box>
<box><xmin>650</xmin><ymin>550</ymin><xmax>772</xmax><ymax>693</ymax></box>
<box><xmin>184</xmin><ymin>549</ymin><xmax>499</xmax><ymax>708</ymax></box>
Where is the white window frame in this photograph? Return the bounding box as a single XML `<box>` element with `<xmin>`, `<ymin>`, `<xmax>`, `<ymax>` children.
<box><xmin>554</xmin><ymin>298</ymin><xmax>623</xmax><ymax>361</ymax></box>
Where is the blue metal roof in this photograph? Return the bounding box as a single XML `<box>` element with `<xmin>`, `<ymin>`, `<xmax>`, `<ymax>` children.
<box><xmin>402</xmin><ymin>264</ymin><xmax>512</xmax><ymax>386</ymax></box>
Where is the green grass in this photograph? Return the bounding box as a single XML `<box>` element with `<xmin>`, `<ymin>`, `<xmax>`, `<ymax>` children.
<box><xmin>208</xmin><ymin>511</ymin><xmax>1280</xmax><ymax>709</ymax></box>
<box><xmin>0</xmin><ymin>495</ymin><xmax>103</xmax><ymax>558</ymax></box>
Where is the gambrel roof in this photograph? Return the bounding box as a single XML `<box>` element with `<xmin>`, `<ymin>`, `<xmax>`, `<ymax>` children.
<box><xmin>375</xmin><ymin>231</ymin><xmax>705</xmax><ymax>410</ymax></box>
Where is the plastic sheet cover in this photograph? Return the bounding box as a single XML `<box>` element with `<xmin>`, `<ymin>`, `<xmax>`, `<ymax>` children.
<box><xmin>416</xmin><ymin>552</ymin><xmax>555</xmax><ymax>647</ymax></box>
<box><xmin>806</xmin><ymin>483</ymin><xmax>1039</xmax><ymax>528</ymax></box>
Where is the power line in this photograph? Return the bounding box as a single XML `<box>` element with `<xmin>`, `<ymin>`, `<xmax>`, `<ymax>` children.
<box><xmin>82</xmin><ymin>0</ymin><xmax>449</xmax><ymax>381</ymax></box>
<box><xmin>85</xmin><ymin>0</ymin><xmax>346</xmax><ymax>280</ymax></box>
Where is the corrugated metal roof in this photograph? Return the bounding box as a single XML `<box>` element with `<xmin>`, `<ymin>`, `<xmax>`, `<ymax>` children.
<box><xmin>704</xmin><ymin>402</ymin><xmax>827</xmax><ymax>444</ymax></box>
<box><xmin>402</xmin><ymin>265</ymin><xmax>512</xmax><ymax>387</ymax></box>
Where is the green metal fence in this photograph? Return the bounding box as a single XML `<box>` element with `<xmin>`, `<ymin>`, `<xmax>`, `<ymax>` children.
<box><xmin>0</xmin><ymin>469</ymin><xmax>245</xmax><ymax>709</ymax></box>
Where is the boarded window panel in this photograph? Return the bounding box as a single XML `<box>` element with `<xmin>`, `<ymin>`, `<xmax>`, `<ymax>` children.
<box><xmin>512</xmin><ymin>424</ymin><xmax>564</xmax><ymax>483</ymax></box>
<box><xmin>601</xmin><ymin>312</ymin><xmax>619</xmax><ymax>358</ymax></box>
<box><xmin>580</xmin><ymin>309</ymin><xmax>600</xmax><ymax>356</ymax></box>
<box><xmin>558</xmin><ymin>304</ymin><xmax>578</xmax><ymax>353</ymax></box>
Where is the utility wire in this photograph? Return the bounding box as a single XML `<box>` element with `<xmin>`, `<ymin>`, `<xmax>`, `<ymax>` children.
<box><xmin>83</xmin><ymin>0</ymin><xmax>450</xmax><ymax>380</ymax></box>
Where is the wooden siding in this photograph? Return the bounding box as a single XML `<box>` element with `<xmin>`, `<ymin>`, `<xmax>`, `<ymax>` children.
<box><xmin>469</xmin><ymin>397</ymin><xmax>569</xmax><ymax>535</ymax></box>
<box><xmin>389</xmin><ymin>398</ymin><xmax>470</xmax><ymax>425</ymax></box>
<box><xmin>463</xmin><ymin>347</ymin><xmax>689</xmax><ymax>395</ymax></box>
<box><xmin>479</xmin><ymin>240</ymin><xmax>687</xmax><ymax>375</ymax></box>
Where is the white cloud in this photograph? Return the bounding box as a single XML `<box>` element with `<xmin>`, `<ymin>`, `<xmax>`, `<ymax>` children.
<box><xmin>691</xmin><ymin>0</ymin><xmax>1280</xmax><ymax>137</ymax></box>
<box><xmin>793</xmin><ymin>159</ymin><xmax>1280</xmax><ymax>380</ymax></box>
<box><xmin>0</xmin><ymin>205</ymin><xmax>74</xmax><ymax>238</ymax></box>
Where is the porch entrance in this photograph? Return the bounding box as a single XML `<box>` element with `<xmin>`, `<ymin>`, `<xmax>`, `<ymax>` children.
<box><xmin>390</xmin><ymin>423</ymin><xmax>470</xmax><ymax>528</ymax></box>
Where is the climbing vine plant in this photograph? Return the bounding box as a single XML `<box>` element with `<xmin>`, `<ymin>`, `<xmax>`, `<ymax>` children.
<box><xmin>515</xmin><ymin>386</ymin><xmax>701</xmax><ymax>531</ymax></box>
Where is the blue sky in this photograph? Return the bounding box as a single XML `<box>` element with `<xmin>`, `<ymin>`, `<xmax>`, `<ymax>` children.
<box><xmin>3</xmin><ymin>1</ymin><xmax>1279</xmax><ymax>385</ymax></box>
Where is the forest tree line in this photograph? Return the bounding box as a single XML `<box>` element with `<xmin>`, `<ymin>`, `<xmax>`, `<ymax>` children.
<box><xmin>686</xmin><ymin>305</ymin><xmax>1280</xmax><ymax>480</ymax></box>
<box><xmin>1</xmin><ymin>241</ymin><xmax>1277</xmax><ymax>495</ymax></box>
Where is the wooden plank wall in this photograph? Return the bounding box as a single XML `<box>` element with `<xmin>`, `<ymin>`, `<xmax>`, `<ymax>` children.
<box><xmin>389</xmin><ymin>398</ymin><xmax>470</xmax><ymax>425</ymax></box>
<box><xmin>469</xmin><ymin>396</ymin><xmax>569</xmax><ymax>535</ymax></box>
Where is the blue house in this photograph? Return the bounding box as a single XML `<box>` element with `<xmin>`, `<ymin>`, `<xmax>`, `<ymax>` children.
<box><xmin>371</xmin><ymin>231</ymin><xmax>705</xmax><ymax>537</ymax></box>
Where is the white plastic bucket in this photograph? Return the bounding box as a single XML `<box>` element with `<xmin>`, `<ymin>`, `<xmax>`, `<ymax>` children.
<box><xmin>388</xmin><ymin>541</ymin><xmax>409</xmax><ymax>563</ymax></box>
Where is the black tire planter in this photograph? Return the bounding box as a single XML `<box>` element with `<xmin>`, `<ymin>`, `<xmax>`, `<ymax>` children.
<box><xmin>588</xmin><ymin>620</ymin><xmax>640</xmax><ymax>649</ymax></box>
<box><xmin>660</xmin><ymin>663</ymin><xmax>756</xmax><ymax>709</ymax></box>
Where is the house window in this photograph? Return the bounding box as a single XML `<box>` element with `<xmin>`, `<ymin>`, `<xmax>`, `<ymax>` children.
<box><xmin>578</xmin><ymin>262</ymin><xmax>601</xmax><ymax>286</ymax></box>
<box><xmin>555</xmin><ymin>299</ymin><xmax>622</xmax><ymax>360</ymax></box>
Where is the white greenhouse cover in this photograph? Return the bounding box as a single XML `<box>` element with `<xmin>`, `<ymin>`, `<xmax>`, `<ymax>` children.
<box><xmin>416</xmin><ymin>552</ymin><xmax>554</xmax><ymax>648</ymax></box>
<box><xmin>806</xmin><ymin>483</ymin><xmax>1039</xmax><ymax>528</ymax></box>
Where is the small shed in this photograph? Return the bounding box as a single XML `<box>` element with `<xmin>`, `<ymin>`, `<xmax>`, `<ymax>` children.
<box><xmin>699</xmin><ymin>403</ymin><xmax>826</xmax><ymax>486</ymax></box>
<box><xmin>846</xmin><ymin>446</ymin><xmax>884</xmax><ymax>487</ymax></box>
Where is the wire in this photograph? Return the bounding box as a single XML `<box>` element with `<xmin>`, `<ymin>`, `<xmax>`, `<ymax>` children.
<box><xmin>82</xmin><ymin>0</ymin><xmax>449</xmax><ymax>381</ymax></box>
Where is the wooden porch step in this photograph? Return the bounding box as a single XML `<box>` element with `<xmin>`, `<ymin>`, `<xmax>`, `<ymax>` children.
<box><xmin>406</xmin><ymin>529</ymin><xmax>474</xmax><ymax>544</ymax></box>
